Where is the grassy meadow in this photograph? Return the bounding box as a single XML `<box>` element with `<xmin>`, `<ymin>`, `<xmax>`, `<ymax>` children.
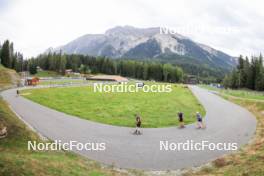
<box><xmin>32</xmin><ymin>70</ymin><xmax>61</xmax><ymax>77</ymax></box>
<box><xmin>0</xmin><ymin>65</ymin><xmax>131</xmax><ymax>176</ymax></box>
<box><xmin>39</xmin><ymin>78</ymin><xmax>88</xmax><ymax>85</ymax></box>
<box><xmin>32</xmin><ymin>70</ymin><xmax>83</xmax><ymax>78</ymax></box>
<box><xmin>0</xmin><ymin>97</ymin><xmax>132</xmax><ymax>176</ymax></box>
<box><xmin>21</xmin><ymin>83</ymin><xmax>205</xmax><ymax>128</ymax></box>
<box><xmin>0</xmin><ymin>65</ymin><xmax>20</xmax><ymax>89</ymax></box>
<box><xmin>183</xmin><ymin>85</ymin><xmax>264</xmax><ymax>176</ymax></box>
<box><xmin>185</xmin><ymin>93</ymin><xmax>264</xmax><ymax>176</ymax></box>
<box><xmin>200</xmin><ymin>84</ymin><xmax>264</xmax><ymax>101</ymax></box>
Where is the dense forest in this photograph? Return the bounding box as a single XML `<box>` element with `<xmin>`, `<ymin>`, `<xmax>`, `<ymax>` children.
<box><xmin>139</xmin><ymin>56</ymin><xmax>226</xmax><ymax>83</ymax></box>
<box><xmin>0</xmin><ymin>40</ymin><xmax>183</xmax><ymax>83</ymax></box>
<box><xmin>0</xmin><ymin>40</ymin><xmax>24</xmax><ymax>72</ymax></box>
<box><xmin>33</xmin><ymin>53</ymin><xmax>184</xmax><ymax>82</ymax></box>
<box><xmin>223</xmin><ymin>55</ymin><xmax>264</xmax><ymax>91</ymax></box>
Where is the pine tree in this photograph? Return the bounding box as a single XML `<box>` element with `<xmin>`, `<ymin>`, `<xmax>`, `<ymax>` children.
<box><xmin>0</xmin><ymin>40</ymin><xmax>11</xmax><ymax>68</ymax></box>
<box><xmin>230</xmin><ymin>70</ymin><xmax>239</xmax><ymax>89</ymax></box>
<box><xmin>255</xmin><ymin>54</ymin><xmax>264</xmax><ymax>90</ymax></box>
<box><xmin>10</xmin><ymin>42</ymin><xmax>14</xmax><ymax>68</ymax></box>
<box><xmin>143</xmin><ymin>63</ymin><xmax>148</xmax><ymax>80</ymax></box>
<box><xmin>223</xmin><ymin>74</ymin><xmax>231</xmax><ymax>88</ymax></box>
<box><xmin>29</xmin><ymin>61</ymin><xmax>37</xmax><ymax>74</ymax></box>
<box><xmin>15</xmin><ymin>53</ymin><xmax>24</xmax><ymax>72</ymax></box>
<box><xmin>59</xmin><ymin>54</ymin><xmax>66</xmax><ymax>74</ymax></box>
<box><xmin>244</xmin><ymin>57</ymin><xmax>251</xmax><ymax>89</ymax></box>
<box><xmin>163</xmin><ymin>64</ymin><xmax>172</xmax><ymax>82</ymax></box>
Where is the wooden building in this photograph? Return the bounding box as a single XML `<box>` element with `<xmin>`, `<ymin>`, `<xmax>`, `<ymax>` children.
<box><xmin>26</xmin><ymin>77</ymin><xmax>39</xmax><ymax>86</ymax></box>
<box><xmin>185</xmin><ymin>75</ymin><xmax>198</xmax><ymax>84</ymax></box>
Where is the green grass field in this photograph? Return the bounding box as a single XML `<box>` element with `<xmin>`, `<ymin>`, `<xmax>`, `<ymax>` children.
<box><xmin>39</xmin><ymin>79</ymin><xmax>88</xmax><ymax>85</ymax></box>
<box><xmin>33</xmin><ymin>70</ymin><xmax>62</xmax><ymax>77</ymax></box>
<box><xmin>0</xmin><ymin>66</ymin><xmax>129</xmax><ymax>176</ymax></box>
<box><xmin>0</xmin><ymin>97</ymin><xmax>132</xmax><ymax>176</ymax></box>
<box><xmin>33</xmin><ymin>70</ymin><xmax>83</xmax><ymax>78</ymax></box>
<box><xmin>22</xmin><ymin>83</ymin><xmax>205</xmax><ymax>128</ymax></box>
<box><xmin>186</xmin><ymin>90</ymin><xmax>264</xmax><ymax>176</ymax></box>
<box><xmin>200</xmin><ymin>84</ymin><xmax>264</xmax><ymax>101</ymax></box>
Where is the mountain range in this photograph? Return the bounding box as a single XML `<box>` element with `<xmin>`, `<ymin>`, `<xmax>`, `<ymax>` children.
<box><xmin>47</xmin><ymin>26</ymin><xmax>237</xmax><ymax>73</ymax></box>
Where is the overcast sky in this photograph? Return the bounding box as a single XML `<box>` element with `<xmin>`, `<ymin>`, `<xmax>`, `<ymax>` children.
<box><xmin>0</xmin><ymin>0</ymin><xmax>263</xmax><ymax>58</ymax></box>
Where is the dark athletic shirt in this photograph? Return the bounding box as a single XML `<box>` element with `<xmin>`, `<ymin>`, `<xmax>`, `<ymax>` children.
<box><xmin>178</xmin><ymin>112</ymin><xmax>183</xmax><ymax>122</ymax></box>
<box><xmin>197</xmin><ymin>114</ymin><xmax>202</xmax><ymax>122</ymax></box>
<box><xmin>136</xmin><ymin>120</ymin><xmax>141</xmax><ymax>127</ymax></box>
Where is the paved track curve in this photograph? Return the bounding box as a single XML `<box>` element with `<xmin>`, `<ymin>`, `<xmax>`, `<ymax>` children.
<box><xmin>1</xmin><ymin>86</ymin><xmax>257</xmax><ymax>170</ymax></box>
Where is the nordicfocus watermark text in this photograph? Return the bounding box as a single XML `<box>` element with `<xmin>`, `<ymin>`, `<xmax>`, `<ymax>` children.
<box><xmin>159</xmin><ymin>26</ymin><xmax>239</xmax><ymax>35</ymax></box>
<box><xmin>28</xmin><ymin>140</ymin><xmax>106</xmax><ymax>151</ymax></box>
<box><xmin>93</xmin><ymin>82</ymin><xmax>172</xmax><ymax>93</ymax></box>
<box><xmin>160</xmin><ymin>140</ymin><xmax>238</xmax><ymax>151</ymax></box>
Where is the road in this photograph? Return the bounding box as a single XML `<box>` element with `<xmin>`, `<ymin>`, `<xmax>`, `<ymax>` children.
<box><xmin>1</xmin><ymin>86</ymin><xmax>257</xmax><ymax>171</ymax></box>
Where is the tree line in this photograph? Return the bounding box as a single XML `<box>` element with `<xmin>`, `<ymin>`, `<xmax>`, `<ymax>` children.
<box><xmin>223</xmin><ymin>55</ymin><xmax>264</xmax><ymax>91</ymax></box>
<box><xmin>0</xmin><ymin>40</ymin><xmax>184</xmax><ymax>83</ymax></box>
<box><xmin>34</xmin><ymin>53</ymin><xmax>184</xmax><ymax>82</ymax></box>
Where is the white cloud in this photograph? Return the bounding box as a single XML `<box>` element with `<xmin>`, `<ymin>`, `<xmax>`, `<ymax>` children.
<box><xmin>0</xmin><ymin>0</ymin><xmax>263</xmax><ymax>57</ymax></box>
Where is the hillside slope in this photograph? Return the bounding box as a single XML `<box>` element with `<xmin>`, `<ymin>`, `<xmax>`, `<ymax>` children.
<box><xmin>0</xmin><ymin>65</ymin><xmax>20</xmax><ymax>90</ymax></box>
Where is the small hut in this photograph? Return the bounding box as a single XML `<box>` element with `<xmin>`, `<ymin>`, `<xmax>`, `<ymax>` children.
<box><xmin>185</xmin><ymin>75</ymin><xmax>198</xmax><ymax>84</ymax></box>
<box><xmin>26</xmin><ymin>77</ymin><xmax>39</xmax><ymax>86</ymax></box>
